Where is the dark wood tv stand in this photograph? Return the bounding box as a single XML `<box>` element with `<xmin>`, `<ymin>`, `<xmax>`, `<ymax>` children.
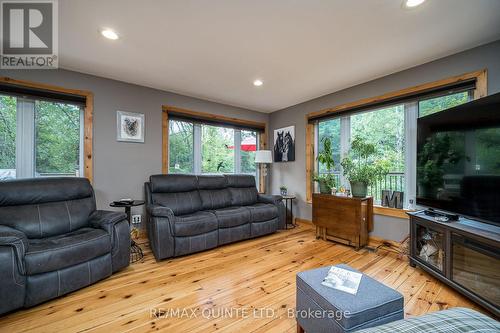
<box><xmin>408</xmin><ymin>211</ymin><xmax>500</xmax><ymax>317</ymax></box>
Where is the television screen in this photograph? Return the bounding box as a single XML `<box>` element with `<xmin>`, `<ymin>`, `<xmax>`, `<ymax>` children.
<box><xmin>417</xmin><ymin>92</ymin><xmax>500</xmax><ymax>225</ymax></box>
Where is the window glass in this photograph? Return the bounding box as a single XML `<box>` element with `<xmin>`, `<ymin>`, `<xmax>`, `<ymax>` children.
<box><xmin>419</xmin><ymin>91</ymin><xmax>471</xmax><ymax>117</ymax></box>
<box><xmin>168</xmin><ymin>120</ymin><xmax>193</xmax><ymax>173</ymax></box>
<box><xmin>35</xmin><ymin>101</ymin><xmax>81</xmax><ymax>177</ymax></box>
<box><xmin>0</xmin><ymin>95</ymin><xmax>17</xmax><ymax>180</ymax></box>
<box><xmin>240</xmin><ymin>130</ymin><xmax>257</xmax><ymax>174</ymax></box>
<box><xmin>350</xmin><ymin>104</ymin><xmax>405</xmax><ymax>201</ymax></box>
<box><xmin>202</xmin><ymin>125</ymin><xmax>234</xmax><ymax>173</ymax></box>
<box><xmin>318</xmin><ymin>118</ymin><xmax>341</xmax><ymax>173</ymax></box>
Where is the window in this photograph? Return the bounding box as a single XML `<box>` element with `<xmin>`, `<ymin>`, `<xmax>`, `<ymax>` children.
<box><xmin>0</xmin><ymin>95</ymin><xmax>16</xmax><ymax>180</ymax></box>
<box><xmin>418</xmin><ymin>91</ymin><xmax>472</xmax><ymax>117</ymax></box>
<box><xmin>316</xmin><ymin>91</ymin><xmax>473</xmax><ymax>207</ymax></box>
<box><xmin>350</xmin><ymin>105</ymin><xmax>405</xmax><ymax>202</ymax></box>
<box><xmin>0</xmin><ymin>94</ymin><xmax>84</xmax><ymax>180</ymax></box>
<box><xmin>168</xmin><ymin>120</ymin><xmax>260</xmax><ymax>182</ymax></box>
<box><xmin>202</xmin><ymin>125</ymin><xmax>234</xmax><ymax>173</ymax></box>
<box><xmin>168</xmin><ymin>120</ymin><xmax>193</xmax><ymax>173</ymax></box>
<box><xmin>240</xmin><ymin>130</ymin><xmax>257</xmax><ymax>174</ymax></box>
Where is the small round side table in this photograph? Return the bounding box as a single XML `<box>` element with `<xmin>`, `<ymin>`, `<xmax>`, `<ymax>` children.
<box><xmin>110</xmin><ymin>200</ymin><xmax>145</xmax><ymax>263</ymax></box>
<box><xmin>282</xmin><ymin>195</ymin><xmax>296</xmax><ymax>229</ymax></box>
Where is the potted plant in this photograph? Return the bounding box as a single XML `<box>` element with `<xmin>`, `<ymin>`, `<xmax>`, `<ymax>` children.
<box><xmin>341</xmin><ymin>135</ymin><xmax>389</xmax><ymax>197</ymax></box>
<box><xmin>279</xmin><ymin>186</ymin><xmax>288</xmax><ymax>196</ymax></box>
<box><xmin>313</xmin><ymin>137</ymin><xmax>337</xmax><ymax>194</ymax></box>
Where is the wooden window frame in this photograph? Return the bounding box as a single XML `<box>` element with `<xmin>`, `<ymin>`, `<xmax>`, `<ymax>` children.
<box><xmin>162</xmin><ymin>105</ymin><xmax>268</xmax><ymax>193</ymax></box>
<box><xmin>305</xmin><ymin>69</ymin><xmax>488</xmax><ymax>219</ymax></box>
<box><xmin>0</xmin><ymin>77</ymin><xmax>94</xmax><ymax>182</ymax></box>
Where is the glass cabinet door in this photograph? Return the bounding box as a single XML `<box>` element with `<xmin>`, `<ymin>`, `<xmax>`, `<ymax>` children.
<box><xmin>415</xmin><ymin>223</ymin><xmax>445</xmax><ymax>273</ymax></box>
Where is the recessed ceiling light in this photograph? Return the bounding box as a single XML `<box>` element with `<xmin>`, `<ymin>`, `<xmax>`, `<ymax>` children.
<box><xmin>101</xmin><ymin>29</ymin><xmax>119</xmax><ymax>40</ymax></box>
<box><xmin>404</xmin><ymin>0</ymin><xmax>426</xmax><ymax>8</ymax></box>
<box><xmin>253</xmin><ymin>79</ymin><xmax>263</xmax><ymax>87</ymax></box>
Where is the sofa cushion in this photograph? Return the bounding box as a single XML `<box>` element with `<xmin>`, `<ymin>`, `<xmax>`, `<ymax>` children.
<box><xmin>149</xmin><ymin>174</ymin><xmax>202</xmax><ymax>215</ymax></box>
<box><xmin>173</xmin><ymin>211</ymin><xmax>218</xmax><ymax>237</ymax></box>
<box><xmin>149</xmin><ymin>174</ymin><xmax>198</xmax><ymax>193</ymax></box>
<box><xmin>246</xmin><ymin>203</ymin><xmax>278</xmax><ymax>222</ymax></box>
<box><xmin>225</xmin><ymin>174</ymin><xmax>257</xmax><ymax>188</ymax></box>
<box><xmin>0</xmin><ymin>178</ymin><xmax>96</xmax><ymax>239</ymax></box>
<box><xmin>214</xmin><ymin>206</ymin><xmax>250</xmax><ymax>228</ymax></box>
<box><xmin>198</xmin><ymin>175</ymin><xmax>231</xmax><ymax>210</ymax></box>
<box><xmin>152</xmin><ymin>191</ymin><xmax>202</xmax><ymax>216</ymax></box>
<box><xmin>226</xmin><ymin>174</ymin><xmax>258</xmax><ymax>206</ymax></box>
<box><xmin>250</xmin><ymin>218</ymin><xmax>279</xmax><ymax>238</ymax></box>
<box><xmin>25</xmin><ymin>227</ymin><xmax>111</xmax><ymax>275</ymax></box>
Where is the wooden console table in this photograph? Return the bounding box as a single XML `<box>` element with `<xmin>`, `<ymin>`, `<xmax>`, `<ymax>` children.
<box><xmin>312</xmin><ymin>194</ymin><xmax>373</xmax><ymax>249</ymax></box>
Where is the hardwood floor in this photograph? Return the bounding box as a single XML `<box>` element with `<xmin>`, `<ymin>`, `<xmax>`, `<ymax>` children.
<box><xmin>0</xmin><ymin>222</ymin><xmax>483</xmax><ymax>333</ymax></box>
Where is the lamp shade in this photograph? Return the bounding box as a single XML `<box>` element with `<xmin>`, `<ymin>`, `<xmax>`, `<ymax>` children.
<box><xmin>255</xmin><ymin>150</ymin><xmax>273</xmax><ymax>163</ymax></box>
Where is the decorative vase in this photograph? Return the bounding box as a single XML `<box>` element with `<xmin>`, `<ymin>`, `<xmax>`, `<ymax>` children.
<box><xmin>319</xmin><ymin>179</ymin><xmax>330</xmax><ymax>194</ymax></box>
<box><xmin>350</xmin><ymin>181</ymin><xmax>368</xmax><ymax>197</ymax></box>
<box><xmin>280</xmin><ymin>188</ymin><xmax>287</xmax><ymax>196</ymax></box>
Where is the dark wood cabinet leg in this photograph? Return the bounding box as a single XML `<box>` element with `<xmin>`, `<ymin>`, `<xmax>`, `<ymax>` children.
<box><xmin>297</xmin><ymin>322</ymin><xmax>304</xmax><ymax>333</ymax></box>
<box><xmin>409</xmin><ymin>259</ymin><xmax>417</xmax><ymax>268</ymax></box>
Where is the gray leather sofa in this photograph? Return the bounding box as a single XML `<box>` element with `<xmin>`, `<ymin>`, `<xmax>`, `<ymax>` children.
<box><xmin>145</xmin><ymin>174</ymin><xmax>284</xmax><ymax>260</ymax></box>
<box><xmin>0</xmin><ymin>178</ymin><xmax>130</xmax><ymax>315</ymax></box>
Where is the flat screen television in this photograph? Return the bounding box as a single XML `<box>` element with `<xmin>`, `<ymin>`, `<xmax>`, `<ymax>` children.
<box><xmin>417</xmin><ymin>92</ymin><xmax>500</xmax><ymax>225</ymax></box>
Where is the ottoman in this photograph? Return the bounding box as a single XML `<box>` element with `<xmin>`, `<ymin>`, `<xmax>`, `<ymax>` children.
<box><xmin>296</xmin><ymin>264</ymin><xmax>404</xmax><ymax>333</ymax></box>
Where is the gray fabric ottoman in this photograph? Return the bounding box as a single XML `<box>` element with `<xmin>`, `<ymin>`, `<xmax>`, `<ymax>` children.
<box><xmin>296</xmin><ymin>264</ymin><xmax>404</xmax><ymax>333</ymax></box>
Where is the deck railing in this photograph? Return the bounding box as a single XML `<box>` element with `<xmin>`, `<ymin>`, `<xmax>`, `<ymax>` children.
<box><xmin>318</xmin><ymin>171</ymin><xmax>405</xmax><ymax>204</ymax></box>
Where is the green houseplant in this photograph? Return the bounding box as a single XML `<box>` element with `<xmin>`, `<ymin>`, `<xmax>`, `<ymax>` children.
<box><xmin>313</xmin><ymin>137</ymin><xmax>337</xmax><ymax>194</ymax></box>
<box><xmin>279</xmin><ymin>186</ymin><xmax>287</xmax><ymax>196</ymax></box>
<box><xmin>341</xmin><ymin>135</ymin><xmax>389</xmax><ymax>197</ymax></box>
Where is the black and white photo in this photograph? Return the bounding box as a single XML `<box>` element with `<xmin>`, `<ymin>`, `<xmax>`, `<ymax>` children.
<box><xmin>273</xmin><ymin>125</ymin><xmax>295</xmax><ymax>162</ymax></box>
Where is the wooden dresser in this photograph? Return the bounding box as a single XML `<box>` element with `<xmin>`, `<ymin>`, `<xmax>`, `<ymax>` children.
<box><xmin>312</xmin><ymin>194</ymin><xmax>373</xmax><ymax>249</ymax></box>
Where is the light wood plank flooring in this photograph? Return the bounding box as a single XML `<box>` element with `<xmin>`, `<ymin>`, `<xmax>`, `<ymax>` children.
<box><xmin>0</xmin><ymin>222</ymin><xmax>483</xmax><ymax>333</ymax></box>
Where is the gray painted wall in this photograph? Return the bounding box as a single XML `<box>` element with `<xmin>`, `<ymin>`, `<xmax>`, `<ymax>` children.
<box><xmin>0</xmin><ymin>69</ymin><xmax>269</xmax><ymax>220</ymax></box>
<box><xmin>268</xmin><ymin>40</ymin><xmax>500</xmax><ymax>241</ymax></box>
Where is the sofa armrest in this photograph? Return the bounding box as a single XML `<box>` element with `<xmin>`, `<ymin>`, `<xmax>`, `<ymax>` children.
<box><xmin>146</xmin><ymin>205</ymin><xmax>175</xmax><ymax>260</ymax></box>
<box><xmin>89</xmin><ymin>210</ymin><xmax>130</xmax><ymax>273</ymax></box>
<box><xmin>258</xmin><ymin>194</ymin><xmax>283</xmax><ymax>205</ymax></box>
<box><xmin>89</xmin><ymin>210</ymin><xmax>128</xmax><ymax>229</ymax></box>
<box><xmin>257</xmin><ymin>194</ymin><xmax>286</xmax><ymax>230</ymax></box>
<box><xmin>0</xmin><ymin>225</ymin><xmax>28</xmax><ymax>274</ymax></box>
<box><xmin>147</xmin><ymin>204</ymin><xmax>175</xmax><ymax>218</ymax></box>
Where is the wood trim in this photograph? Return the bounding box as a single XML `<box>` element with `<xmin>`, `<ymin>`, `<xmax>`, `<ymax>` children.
<box><xmin>305</xmin><ymin>123</ymin><xmax>314</xmax><ymax>202</ymax></box>
<box><xmin>373</xmin><ymin>205</ymin><xmax>411</xmax><ymax>219</ymax></box>
<box><xmin>83</xmin><ymin>94</ymin><xmax>93</xmax><ymax>182</ymax></box>
<box><xmin>367</xmin><ymin>235</ymin><xmax>403</xmax><ymax>251</ymax></box>
<box><xmin>162</xmin><ymin>105</ymin><xmax>266</xmax><ymax>130</ymax></box>
<box><xmin>162</xmin><ymin>111</ymin><xmax>169</xmax><ymax>174</ymax></box>
<box><xmin>306</xmin><ymin>69</ymin><xmax>488</xmax><ymax>120</ymax></box>
<box><xmin>161</xmin><ymin>106</ymin><xmax>267</xmax><ymax>193</ymax></box>
<box><xmin>474</xmin><ymin>69</ymin><xmax>487</xmax><ymax>99</ymax></box>
<box><xmin>0</xmin><ymin>76</ymin><xmax>94</xmax><ymax>182</ymax></box>
<box><xmin>258</xmin><ymin>130</ymin><xmax>267</xmax><ymax>193</ymax></box>
<box><xmin>295</xmin><ymin>217</ymin><xmax>313</xmax><ymax>225</ymax></box>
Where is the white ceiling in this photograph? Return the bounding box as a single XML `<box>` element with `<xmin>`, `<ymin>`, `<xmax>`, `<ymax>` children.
<box><xmin>59</xmin><ymin>0</ymin><xmax>500</xmax><ymax>113</ymax></box>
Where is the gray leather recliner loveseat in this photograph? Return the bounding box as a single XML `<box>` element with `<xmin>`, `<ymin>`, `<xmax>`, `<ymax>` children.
<box><xmin>145</xmin><ymin>174</ymin><xmax>284</xmax><ymax>260</ymax></box>
<box><xmin>0</xmin><ymin>178</ymin><xmax>130</xmax><ymax>315</ymax></box>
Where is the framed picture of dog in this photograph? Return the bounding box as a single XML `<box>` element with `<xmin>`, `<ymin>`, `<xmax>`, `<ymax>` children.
<box><xmin>273</xmin><ymin>125</ymin><xmax>295</xmax><ymax>162</ymax></box>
